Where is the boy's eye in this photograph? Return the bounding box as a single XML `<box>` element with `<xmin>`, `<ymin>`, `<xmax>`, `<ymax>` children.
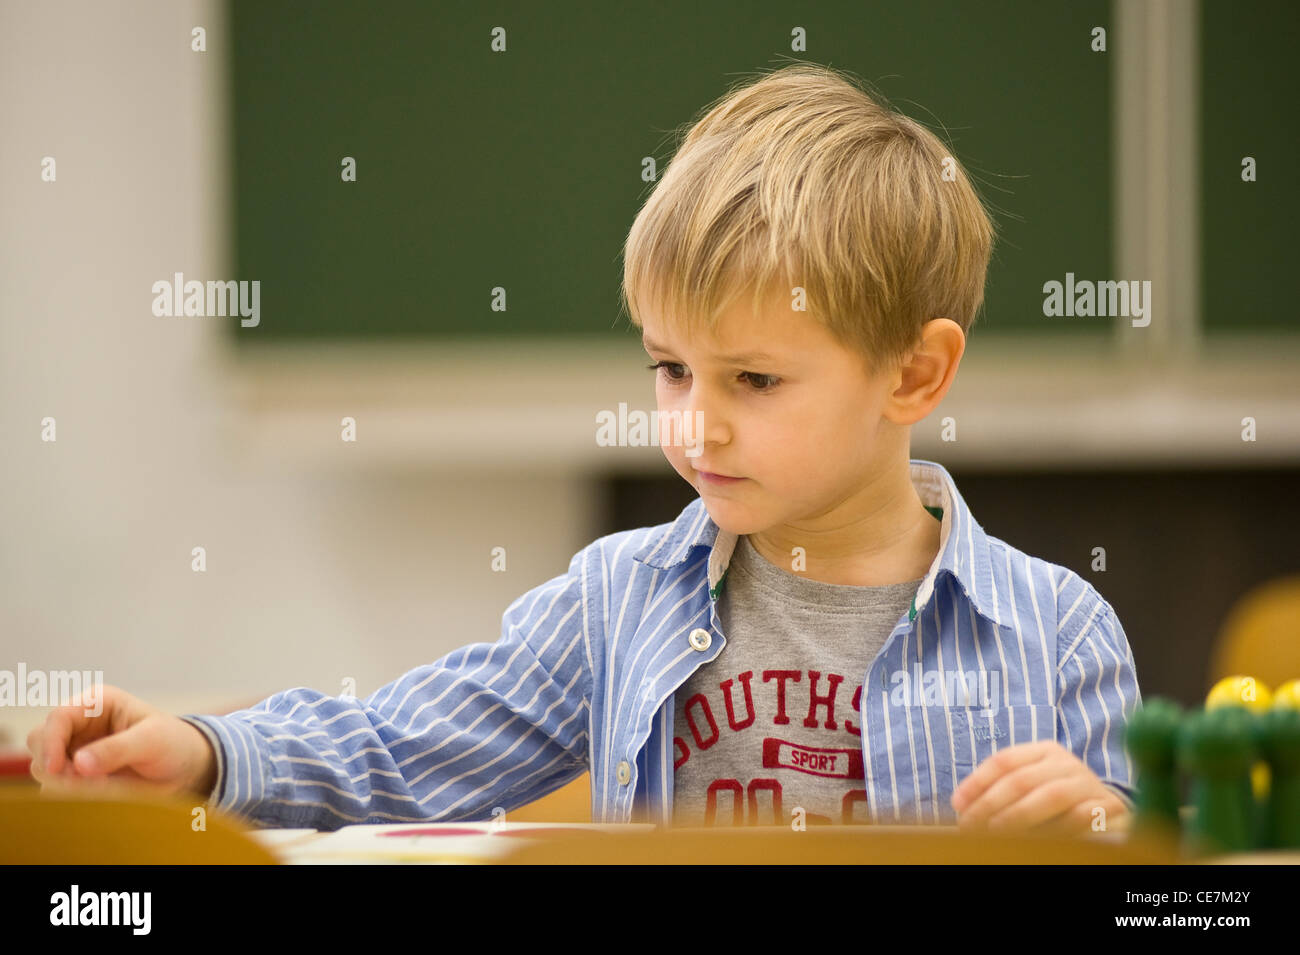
<box><xmin>645</xmin><ymin>362</ymin><xmax>780</xmax><ymax>391</ymax></box>
<box><xmin>742</xmin><ymin>372</ymin><xmax>780</xmax><ymax>391</ymax></box>
<box><xmin>646</xmin><ymin>360</ymin><xmax>687</xmax><ymax>381</ymax></box>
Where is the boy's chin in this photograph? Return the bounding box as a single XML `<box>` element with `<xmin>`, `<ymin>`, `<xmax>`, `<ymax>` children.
<box><xmin>698</xmin><ymin>498</ymin><xmax>768</xmax><ymax>536</ymax></box>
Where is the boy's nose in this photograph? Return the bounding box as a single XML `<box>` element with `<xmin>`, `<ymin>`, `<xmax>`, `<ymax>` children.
<box><xmin>681</xmin><ymin>403</ymin><xmax>728</xmax><ymax>450</ymax></box>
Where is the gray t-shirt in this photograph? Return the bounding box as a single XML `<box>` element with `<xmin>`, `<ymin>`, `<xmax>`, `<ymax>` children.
<box><xmin>671</xmin><ymin>534</ymin><xmax>922</xmax><ymax>827</ymax></box>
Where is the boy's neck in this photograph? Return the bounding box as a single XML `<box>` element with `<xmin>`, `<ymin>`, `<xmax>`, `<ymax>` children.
<box><xmin>745</xmin><ymin>471</ymin><xmax>941</xmax><ymax>588</ymax></box>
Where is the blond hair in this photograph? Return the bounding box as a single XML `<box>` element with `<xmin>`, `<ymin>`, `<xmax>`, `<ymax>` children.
<box><xmin>620</xmin><ymin>62</ymin><xmax>997</xmax><ymax>375</ymax></box>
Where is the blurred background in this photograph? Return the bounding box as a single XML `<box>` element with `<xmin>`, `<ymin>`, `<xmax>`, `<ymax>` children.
<box><xmin>2</xmin><ymin>0</ymin><xmax>1298</xmax><ymax>771</ymax></box>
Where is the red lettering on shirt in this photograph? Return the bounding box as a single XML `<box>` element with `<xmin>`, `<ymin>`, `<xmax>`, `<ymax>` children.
<box><xmin>762</xmin><ymin>669</ymin><xmax>801</xmax><ymax>724</ymax></box>
<box><xmin>842</xmin><ymin>789</ymin><xmax>870</xmax><ymax>824</ymax></box>
<box><xmin>845</xmin><ymin>683</ymin><xmax>862</xmax><ymax>737</ymax></box>
<box><xmin>747</xmin><ymin>778</ymin><xmax>783</xmax><ymax>825</ymax></box>
<box><xmin>804</xmin><ymin>670</ymin><xmax>844</xmax><ymax>729</ymax></box>
<box><xmin>684</xmin><ymin>693</ymin><xmax>719</xmax><ymax>750</ymax></box>
<box><xmin>719</xmin><ymin>670</ymin><xmax>756</xmax><ymax>730</ymax></box>
<box><xmin>705</xmin><ymin>778</ymin><xmax>744</xmax><ymax>826</ymax></box>
<box><xmin>762</xmin><ymin>737</ymin><xmax>865</xmax><ymax>780</ymax></box>
<box><xmin>672</xmin><ymin>735</ymin><xmax>689</xmax><ymax>770</ymax></box>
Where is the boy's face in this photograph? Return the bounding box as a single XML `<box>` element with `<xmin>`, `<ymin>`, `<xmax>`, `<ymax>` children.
<box><xmin>640</xmin><ymin>286</ymin><xmax>905</xmax><ymax>536</ymax></box>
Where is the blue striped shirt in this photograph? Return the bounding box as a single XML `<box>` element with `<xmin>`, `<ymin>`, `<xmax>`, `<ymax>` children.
<box><xmin>183</xmin><ymin>458</ymin><xmax>1140</xmax><ymax>830</ymax></box>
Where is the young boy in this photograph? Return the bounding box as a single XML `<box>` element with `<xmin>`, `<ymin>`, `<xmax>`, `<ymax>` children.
<box><xmin>29</xmin><ymin>63</ymin><xmax>1139</xmax><ymax>834</ymax></box>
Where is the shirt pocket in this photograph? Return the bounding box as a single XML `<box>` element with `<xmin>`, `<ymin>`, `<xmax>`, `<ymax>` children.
<box><xmin>922</xmin><ymin>704</ymin><xmax>1056</xmax><ymax>769</ymax></box>
<box><xmin>920</xmin><ymin>704</ymin><xmax>1057</xmax><ymax>824</ymax></box>
<box><xmin>970</xmin><ymin>703</ymin><xmax>1057</xmax><ymax>752</ymax></box>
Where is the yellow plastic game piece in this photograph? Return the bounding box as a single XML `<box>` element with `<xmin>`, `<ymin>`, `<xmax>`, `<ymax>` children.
<box><xmin>1206</xmin><ymin>675</ymin><xmax>1273</xmax><ymax>711</ymax></box>
<box><xmin>1206</xmin><ymin>676</ymin><xmax>1272</xmax><ymax>799</ymax></box>
<box><xmin>1271</xmin><ymin>679</ymin><xmax>1300</xmax><ymax>710</ymax></box>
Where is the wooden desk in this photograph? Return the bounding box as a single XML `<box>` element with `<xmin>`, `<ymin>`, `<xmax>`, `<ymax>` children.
<box><xmin>6</xmin><ymin>787</ymin><xmax>1292</xmax><ymax>865</ymax></box>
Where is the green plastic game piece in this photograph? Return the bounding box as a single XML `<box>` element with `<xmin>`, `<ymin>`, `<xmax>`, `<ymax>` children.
<box><xmin>1255</xmin><ymin>707</ymin><xmax>1300</xmax><ymax>849</ymax></box>
<box><xmin>1124</xmin><ymin>698</ymin><xmax>1183</xmax><ymax>839</ymax></box>
<box><xmin>1177</xmin><ymin>706</ymin><xmax>1258</xmax><ymax>855</ymax></box>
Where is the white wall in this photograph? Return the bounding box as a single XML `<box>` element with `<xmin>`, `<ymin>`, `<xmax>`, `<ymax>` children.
<box><xmin>0</xmin><ymin>0</ymin><xmax>601</xmax><ymax>745</ymax></box>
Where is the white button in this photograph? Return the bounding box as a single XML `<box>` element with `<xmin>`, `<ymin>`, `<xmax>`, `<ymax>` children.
<box><xmin>616</xmin><ymin>760</ymin><xmax>632</xmax><ymax>785</ymax></box>
<box><xmin>688</xmin><ymin>628</ymin><xmax>712</xmax><ymax>651</ymax></box>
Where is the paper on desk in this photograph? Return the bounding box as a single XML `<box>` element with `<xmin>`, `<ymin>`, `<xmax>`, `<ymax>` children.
<box><xmin>245</xmin><ymin>828</ymin><xmax>322</xmax><ymax>849</ymax></box>
<box><xmin>259</xmin><ymin>821</ymin><xmax>655</xmax><ymax>865</ymax></box>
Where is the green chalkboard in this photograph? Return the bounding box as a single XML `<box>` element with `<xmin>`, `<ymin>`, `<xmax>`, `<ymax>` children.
<box><xmin>1201</xmin><ymin>0</ymin><xmax>1300</xmax><ymax>334</ymax></box>
<box><xmin>228</xmin><ymin>0</ymin><xmax>1112</xmax><ymax>344</ymax></box>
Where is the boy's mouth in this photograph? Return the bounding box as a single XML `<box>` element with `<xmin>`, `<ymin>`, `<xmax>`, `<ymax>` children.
<box><xmin>696</xmin><ymin>470</ymin><xmax>744</xmax><ymax>485</ymax></box>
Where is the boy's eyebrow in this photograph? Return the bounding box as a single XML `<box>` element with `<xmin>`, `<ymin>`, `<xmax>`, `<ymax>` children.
<box><xmin>641</xmin><ymin>333</ymin><xmax>778</xmax><ymax>365</ymax></box>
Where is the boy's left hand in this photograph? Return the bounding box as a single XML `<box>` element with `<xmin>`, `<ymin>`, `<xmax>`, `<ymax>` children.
<box><xmin>950</xmin><ymin>740</ymin><xmax>1130</xmax><ymax>835</ymax></box>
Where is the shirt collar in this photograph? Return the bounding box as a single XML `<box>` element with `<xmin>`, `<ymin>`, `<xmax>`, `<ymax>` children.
<box><xmin>631</xmin><ymin>458</ymin><xmax>1008</xmax><ymax>629</ymax></box>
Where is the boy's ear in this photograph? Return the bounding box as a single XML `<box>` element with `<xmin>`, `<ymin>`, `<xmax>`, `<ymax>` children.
<box><xmin>887</xmin><ymin>319</ymin><xmax>964</xmax><ymax>419</ymax></box>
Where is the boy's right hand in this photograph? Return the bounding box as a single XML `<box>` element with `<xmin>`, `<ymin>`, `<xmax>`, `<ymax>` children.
<box><xmin>25</xmin><ymin>684</ymin><xmax>218</xmax><ymax>800</ymax></box>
